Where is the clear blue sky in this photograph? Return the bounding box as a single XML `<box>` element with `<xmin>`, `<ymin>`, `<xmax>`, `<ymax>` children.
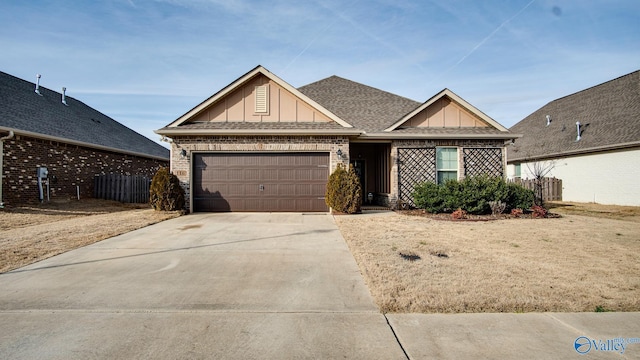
<box><xmin>1</xmin><ymin>0</ymin><xmax>638</xmax><ymax>146</ymax></box>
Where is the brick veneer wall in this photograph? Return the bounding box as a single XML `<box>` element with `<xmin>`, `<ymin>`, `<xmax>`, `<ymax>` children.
<box><xmin>389</xmin><ymin>139</ymin><xmax>507</xmax><ymax>207</ymax></box>
<box><xmin>170</xmin><ymin>135</ymin><xmax>350</xmax><ymax>211</ymax></box>
<box><xmin>1</xmin><ymin>134</ymin><xmax>168</xmax><ymax>205</ymax></box>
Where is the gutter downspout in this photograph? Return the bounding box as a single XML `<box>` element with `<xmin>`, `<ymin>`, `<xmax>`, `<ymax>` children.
<box><xmin>0</xmin><ymin>130</ymin><xmax>15</xmax><ymax>208</ymax></box>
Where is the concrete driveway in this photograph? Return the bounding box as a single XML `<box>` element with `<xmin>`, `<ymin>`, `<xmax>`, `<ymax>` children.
<box><xmin>0</xmin><ymin>213</ymin><xmax>406</xmax><ymax>359</ymax></box>
<box><xmin>3</xmin><ymin>212</ymin><xmax>640</xmax><ymax>359</ymax></box>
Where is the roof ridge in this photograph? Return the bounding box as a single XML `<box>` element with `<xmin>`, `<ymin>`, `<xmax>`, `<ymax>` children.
<box><xmin>549</xmin><ymin>69</ymin><xmax>639</xmax><ymax>104</ymax></box>
<box><xmin>298</xmin><ymin>75</ymin><xmax>420</xmax><ymax>104</ymax></box>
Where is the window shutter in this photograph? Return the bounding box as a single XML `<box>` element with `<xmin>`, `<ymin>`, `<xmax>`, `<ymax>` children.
<box><xmin>255</xmin><ymin>85</ymin><xmax>269</xmax><ymax>113</ymax></box>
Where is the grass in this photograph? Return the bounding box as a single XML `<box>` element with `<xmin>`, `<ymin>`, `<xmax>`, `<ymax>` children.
<box><xmin>335</xmin><ymin>210</ymin><xmax>640</xmax><ymax>313</ymax></box>
<box><xmin>0</xmin><ymin>199</ymin><xmax>182</xmax><ymax>273</ymax></box>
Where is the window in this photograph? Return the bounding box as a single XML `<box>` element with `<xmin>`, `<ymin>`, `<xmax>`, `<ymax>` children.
<box><xmin>436</xmin><ymin>147</ymin><xmax>458</xmax><ymax>184</ymax></box>
<box><xmin>514</xmin><ymin>163</ymin><xmax>521</xmax><ymax>178</ymax></box>
<box><xmin>255</xmin><ymin>85</ymin><xmax>269</xmax><ymax>113</ymax></box>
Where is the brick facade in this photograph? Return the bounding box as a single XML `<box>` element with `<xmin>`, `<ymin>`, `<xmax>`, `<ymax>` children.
<box><xmin>166</xmin><ymin>135</ymin><xmax>507</xmax><ymax>211</ymax></box>
<box><xmin>390</xmin><ymin>139</ymin><xmax>507</xmax><ymax>206</ymax></box>
<box><xmin>1</xmin><ymin>135</ymin><xmax>168</xmax><ymax>205</ymax></box>
<box><xmin>170</xmin><ymin>135</ymin><xmax>349</xmax><ymax>211</ymax></box>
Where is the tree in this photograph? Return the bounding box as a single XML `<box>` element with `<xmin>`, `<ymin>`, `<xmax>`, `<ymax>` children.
<box><xmin>525</xmin><ymin>160</ymin><xmax>555</xmax><ymax>207</ymax></box>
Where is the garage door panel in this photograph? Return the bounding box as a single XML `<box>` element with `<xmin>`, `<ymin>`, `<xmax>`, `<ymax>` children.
<box><xmin>193</xmin><ymin>153</ymin><xmax>329</xmax><ymax>212</ymax></box>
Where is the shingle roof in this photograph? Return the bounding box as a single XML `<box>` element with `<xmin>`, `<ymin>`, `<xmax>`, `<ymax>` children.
<box><xmin>508</xmin><ymin>70</ymin><xmax>640</xmax><ymax>162</ymax></box>
<box><xmin>0</xmin><ymin>71</ymin><xmax>169</xmax><ymax>160</ymax></box>
<box><xmin>297</xmin><ymin>76</ymin><xmax>421</xmax><ymax>132</ymax></box>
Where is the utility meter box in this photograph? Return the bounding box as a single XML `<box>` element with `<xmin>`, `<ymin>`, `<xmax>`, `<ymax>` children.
<box><xmin>36</xmin><ymin>166</ymin><xmax>48</xmax><ymax>179</ymax></box>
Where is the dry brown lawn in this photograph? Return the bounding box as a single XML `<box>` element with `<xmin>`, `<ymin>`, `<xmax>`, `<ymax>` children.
<box><xmin>335</xmin><ymin>205</ymin><xmax>640</xmax><ymax>314</ymax></box>
<box><xmin>0</xmin><ymin>199</ymin><xmax>182</xmax><ymax>273</ymax></box>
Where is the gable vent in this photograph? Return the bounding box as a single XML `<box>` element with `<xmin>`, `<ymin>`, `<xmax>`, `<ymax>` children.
<box><xmin>255</xmin><ymin>85</ymin><xmax>269</xmax><ymax>113</ymax></box>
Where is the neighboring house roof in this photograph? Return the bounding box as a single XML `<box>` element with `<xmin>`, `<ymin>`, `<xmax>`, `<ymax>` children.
<box><xmin>157</xmin><ymin>65</ymin><xmax>516</xmax><ymax>140</ymax></box>
<box><xmin>508</xmin><ymin>70</ymin><xmax>640</xmax><ymax>162</ymax></box>
<box><xmin>0</xmin><ymin>71</ymin><xmax>169</xmax><ymax>160</ymax></box>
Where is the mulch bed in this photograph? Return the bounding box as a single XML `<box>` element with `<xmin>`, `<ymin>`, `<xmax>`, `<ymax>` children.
<box><xmin>398</xmin><ymin>209</ymin><xmax>562</xmax><ymax>221</ymax></box>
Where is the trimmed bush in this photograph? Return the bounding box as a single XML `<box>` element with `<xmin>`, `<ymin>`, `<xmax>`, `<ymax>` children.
<box><xmin>411</xmin><ymin>175</ymin><xmax>534</xmax><ymax>215</ymax></box>
<box><xmin>325</xmin><ymin>163</ymin><xmax>362</xmax><ymax>214</ymax></box>
<box><xmin>150</xmin><ymin>167</ymin><xmax>185</xmax><ymax>211</ymax></box>
<box><xmin>412</xmin><ymin>181</ymin><xmax>444</xmax><ymax>213</ymax></box>
<box><xmin>506</xmin><ymin>182</ymin><xmax>535</xmax><ymax>211</ymax></box>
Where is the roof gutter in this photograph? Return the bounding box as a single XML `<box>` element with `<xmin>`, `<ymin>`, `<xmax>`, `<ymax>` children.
<box><xmin>359</xmin><ymin>132</ymin><xmax>522</xmax><ymax>140</ymax></box>
<box><xmin>0</xmin><ymin>126</ymin><xmax>169</xmax><ymax>161</ymax></box>
<box><xmin>0</xmin><ymin>130</ymin><xmax>15</xmax><ymax>208</ymax></box>
<box><xmin>155</xmin><ymin>128</ymin><xmax>363</xmax><ymax>137</ymax></box>
<box><xmin>507</xmin><ymin>140</ymin><xmax>640</xmax><ymax>163</ymax></box>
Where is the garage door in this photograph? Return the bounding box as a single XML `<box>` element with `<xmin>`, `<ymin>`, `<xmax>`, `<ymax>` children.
<box><xmin>193</xmin><ymin>153</ymin><xmax>329</xmax><ymax>212</ymax></box>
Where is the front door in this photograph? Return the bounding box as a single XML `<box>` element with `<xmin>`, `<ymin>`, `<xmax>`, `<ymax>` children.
<box><xmin>351</xmin><ymin>159</ymin><xmax>366</xmax><ymax>202</ymax></box>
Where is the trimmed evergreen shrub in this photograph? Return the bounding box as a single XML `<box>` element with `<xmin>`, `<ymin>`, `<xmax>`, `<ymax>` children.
<box><xmin>150</xmin><ymin>167</ymin><xmax>185</xmax><ymax>211</ymax></box>
<box><xmin>458</xmin><ymin>174</ymin><xmax>509</xmax><ymax>214</ymax></box>
<box><xmin>325</xmin><ymin>163</ymin><xmax>362</xmax><ymax>214</ymax></box>
<box><xmin>411</xmin><ymin>175</ymin><xmax>534</xmax><ymax>215</ymax></box>
<box><xmin>412</xmin><ymin>181</ymin><xmax>444</xmax><ymax>213</ymax></box>
<box><xmin>505</xmin><ymin>182</ymin><xmax>535</xmax><ymax>211</ymax></box>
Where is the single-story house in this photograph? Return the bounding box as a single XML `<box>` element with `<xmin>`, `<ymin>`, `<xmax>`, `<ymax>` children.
<box><xmin>156</xmin><ymin>65</ymin><xmax>518</xmax><ymax>212</ymax></box>
<box><xmin>506</xmin><ymin>69</ymin><xmax>640</xmax><ymax>206</ymax></box>
<box><xmin>0</xmin><ymin>71</ymin><xmax>169</xmax><ymax>206</ymax></box>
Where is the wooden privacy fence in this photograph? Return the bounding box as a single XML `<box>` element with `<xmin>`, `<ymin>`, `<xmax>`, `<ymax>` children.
<box><xmin>94</xmin><ymin>174</ymin><xmax>151</xmax><ymax>203</ymax></box>
<box><xmin>510</xmin><ymin>177</ymin><xmax>563</xmax><ymax>202</ymax></box>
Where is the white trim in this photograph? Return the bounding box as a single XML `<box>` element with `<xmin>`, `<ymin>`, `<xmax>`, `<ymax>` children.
<box><xmin>436</xmin><ymin>146</ymin><xmax>459</xmax><ymax>183</ymax></box>
<box><xmin>384</xmin><ymin>89</ymin><xmax>510</xmax><ymax>132</ymax></box>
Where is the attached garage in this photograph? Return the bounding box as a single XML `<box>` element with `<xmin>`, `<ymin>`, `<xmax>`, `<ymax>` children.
<box><xmin>192</xmin><ymin>152</ymin><xmax>329</xmax><ymax>212</ymax></box>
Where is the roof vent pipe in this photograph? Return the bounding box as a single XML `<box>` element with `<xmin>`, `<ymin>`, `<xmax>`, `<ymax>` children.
<box><xmin>546</xmin><ymin>115</ymin><xmax>551</xmax><ymax>126</ymax></box>
<box><xmin>35</xmin><ymin>74</ymin><xmax>43</xmax><ymax>96</ymax></box>
<box><xmin>62</xmin><ymin>87</ymin><xmax>67</xmax><ymax>105</ymax></box>
<box><xmin>575</xmin><ymin>121</ymin><xmax>581</xmax><ymax>141</ymax></box>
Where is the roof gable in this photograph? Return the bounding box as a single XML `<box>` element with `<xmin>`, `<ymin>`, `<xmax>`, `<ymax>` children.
<box><xmin>166</xmin><ymin>66</ymin><xmax>352</xmax><ymax>129</ymax></box>
<box><xmin>384</xmin><ymin>89</ymin><xmax>508</xmax><ymax>132</ymax></box>
<box><xmin>0</xmin><ymin>71</ymin><xmax>169</xmax><ymax>160</ymax></box>
<box><xmin>508</xmin><ymin>70</ymin><xmax>640</xmax><ymax>162</ymax></box>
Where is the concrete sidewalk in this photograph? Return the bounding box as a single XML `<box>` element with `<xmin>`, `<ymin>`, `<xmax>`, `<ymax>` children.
<box><xmin>1</xmin><ymin>212</ymin><xmax>639</xmax><ymax>359</ymax></box>
<box><xmin>387</xmin><ymin>312</ymin><xmax>640</xmax><ymax>359</ymax></box>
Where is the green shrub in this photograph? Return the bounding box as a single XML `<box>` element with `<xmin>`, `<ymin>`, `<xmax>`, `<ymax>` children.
<box><xmin>325</xmin><ymin>163</ymin><xmax>362</xmax><ymax>214</ymax></box>
<box><xmin>150</xmin><ymin>167</ymin><xmax>185</xmax><ymax>211</ymax></box>
<box><xmin>458</xmin><ymin>174</ymin><xmax>509</xmax><ymax>214</ymax></box>
<box><xmin>506</xmin><ymin>182</ymin><xmax>534</xmax><ymax>211</ymax></box>
<box><xmin>412</xmin><ymin>181</ymin><xmax>444</xmax><ymax>213</ymax></box>
<box><xmin>411</xmin><ymin>175</ymin><xmax>534</xmax><ymax>215</ymax></box>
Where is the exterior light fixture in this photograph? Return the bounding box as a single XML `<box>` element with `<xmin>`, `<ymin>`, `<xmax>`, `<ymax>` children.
<box><xmin>336</xmin><ymin>149</ymin><xmax>344</xmax><ymax>159</ymax></box>
<box><xmin>180</xmin><ymin>149</ymin><xmax>188</xmax><ymax>159</ymax></box>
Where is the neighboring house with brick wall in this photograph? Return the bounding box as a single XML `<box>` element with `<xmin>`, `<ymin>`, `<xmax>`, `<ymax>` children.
<box><xmin>0</xmin><ymin>71</ymin><xmax>169</xmax><ymax>206</ymax></box>
<box><xmin>507</xmin><ymin>69</ymin><xmax>640</xmax><ymax>206</ymax></box>
<box><xmin>156</xmin><ymin>65</ymin><xmax>518</xmax><ymax>212</ymax></box>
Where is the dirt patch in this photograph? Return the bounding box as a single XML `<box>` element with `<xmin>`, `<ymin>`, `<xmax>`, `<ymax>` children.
<box><xmin>1</xmin><ymin>199</ymin><xmax>182</xmax><ymax>273</ymax></box>
<box><xmin>335</xmin><ymin>207</ymin><xmax>640</xmax><ymax>314</ymax></box>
